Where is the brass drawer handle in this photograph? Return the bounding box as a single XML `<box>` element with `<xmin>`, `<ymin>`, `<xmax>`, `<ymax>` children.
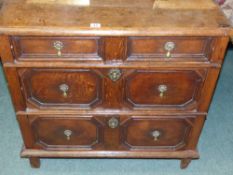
<box><xmin>108</xmin><ymin>69</ymin><xmax>122</xmax><ymax>82</ymax></box>
<box><xmin>158</xmin><ymin>84</ymin><xmax>167</xmax><ymax>98</ymax></box>
<box><xmin>151</xmin><ymin>130</ymin><xmax>161</xmax><ymax>141</ymax></box>
<box><xmin>108</xmin><ymin>117</ymin><xmax>119</xmax><ymax>129</ymax></box>
<box><xmin>59</xmin><ymin>84</ymin><xmax>69</xmax><ymax>97</ymax></box>
<box><xmin>54</xmin><ymin>41</ymin><xmax>64</xmax><ymax>57</ymax></box>
<box><xmin>164</xmin><ymin>41</ymin><xmax>175</xmax><ymax>58</ymax></box>
<box><xmin>64</xmin><ymin>129</ymin><xmax>72</xmax><ymax>140</ymax></box>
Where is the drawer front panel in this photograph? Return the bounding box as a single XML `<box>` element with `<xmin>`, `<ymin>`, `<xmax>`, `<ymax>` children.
<box><xmin>26</xmin><ymin>115</ymin><xmax>196</xmax><ymax>151</ymax></box>
<box><xmin>128</xmin><ymin>37</ymin><xmax>212</xmax><ymax>61</ymax></box>
<box><xmin>30</xmin><ymin>116</ymin><xmax>104</xmax><ymax>150</ymax></box>
<box><xmin>11</xmin><ymin>36</ymin><xmax>102</xmax><ymax>61</ymax></box>
<box><xmin>121</xmin><ymin>116</ymin><xmax>194</xmax><ymax>150</ymax></box>
<box><xmin>125</xmin><ymin>69</ymin><xmax>206</xmax><ymax>110</ymax></box>
<box><xmin>19</xmin><ymin>69</ymin><xmax>103</xmax><ymax>108</ymax></box>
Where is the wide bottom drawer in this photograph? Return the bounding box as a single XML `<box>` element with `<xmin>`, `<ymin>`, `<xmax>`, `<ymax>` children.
<box><xmin>26</xmin><ymin>115</ymin><xmax>197</xmax><ymax>151</ymax></box>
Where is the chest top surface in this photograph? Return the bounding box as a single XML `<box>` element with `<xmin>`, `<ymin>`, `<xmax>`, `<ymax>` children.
<box><xmin>0</xmin><ymin>0</ymin><xmax>231</xmax><ymax>36</ymax></box>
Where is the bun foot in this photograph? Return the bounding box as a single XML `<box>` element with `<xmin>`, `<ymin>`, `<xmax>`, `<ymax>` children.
<box><xmin>180</xmin><ymin>158</ymin><xmax>191</xmax><ymax>169</ymax></box>
<box><xmin>29</xmin><ymin>157</ymin><xmax>40</xmax><ymax>168</ymax></box>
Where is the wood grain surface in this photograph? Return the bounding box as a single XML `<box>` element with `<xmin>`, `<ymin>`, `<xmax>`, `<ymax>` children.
<box><xmin>0</xmin><ymin>0</ymin><xmax>231</xmax><ymax>169</ymax></box>
<box><xmin>0</xmin><ymin>0</ymin><xmax>231</xmax><ymax>36</ymax></box>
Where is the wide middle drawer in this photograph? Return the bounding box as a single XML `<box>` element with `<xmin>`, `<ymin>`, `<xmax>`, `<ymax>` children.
<box><xmin>18</xmin><ymin>68</ymin><xmax>207</xmax><ymax>110</ymax></box>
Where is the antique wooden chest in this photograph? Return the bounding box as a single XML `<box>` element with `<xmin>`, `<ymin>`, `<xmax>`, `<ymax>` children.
<box><xmin>0</xmin><ymin>0</ymin><xmax>232</xmax><ymax>169</ymax></box>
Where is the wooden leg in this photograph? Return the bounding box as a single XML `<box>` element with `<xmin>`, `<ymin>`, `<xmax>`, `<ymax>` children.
<box><xmin>29</xmin><ymin>157</ymin><xmax>41</xmax><ymax>168</ymax></box>
<box><xmin>180</xmin><ymin>158</ymin><xmax>192</xmax><ymax>169</ymax></box>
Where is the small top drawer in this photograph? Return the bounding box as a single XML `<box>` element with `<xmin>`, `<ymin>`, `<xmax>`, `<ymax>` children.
<box><xmin>11</xmin><ymin>36</ymin><xmax>102</xmax><ymax>61</ymax></box>
<box><xmin>127</xmin><ymin>37</ymin><xmax>212</xmax><ymax>61</ymax></box>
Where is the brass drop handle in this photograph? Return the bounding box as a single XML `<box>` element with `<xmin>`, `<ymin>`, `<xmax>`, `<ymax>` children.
<box><xmin>54</xmin><ymin>41</ymin><xmax>64</xmax><ymax>57</ymax></box>
<box><xmin>151</xmin><ymin>130</ymin><xmax>161</xmax><ymax>141</ymax></box>
<box><xmin>164</xmin><ymin>41</ymin><xmax>175</xmax><ymax>58</ymax></box>
<box><xmin>64</xmin><ymin>129</ymin><xmax>72</xmax><ymax>140</ymax></box>
<box><xmin>108</xmin><ymin>69</ymin><xmax>122</xmax><ymax>82</ymax></box>
<box><xmin>108</xmin><ymin>117</ymin><xmax>119</xmax><ymax>129</ymax></box>
<box><xmin>158</xmin><ymin>84</ymin><xmax>167</xmax><ymax>98</ymax></box>
<box><xmin>59</xmin><ymin>84</ymin><xmax>69</xmax><ymax>97</ymax></box>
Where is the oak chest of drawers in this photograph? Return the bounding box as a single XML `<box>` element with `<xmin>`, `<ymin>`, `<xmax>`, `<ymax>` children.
<box><xmin>0</xmin><ymin>0</ymin><xmax>232</xmax><ymax>169</ymax></box>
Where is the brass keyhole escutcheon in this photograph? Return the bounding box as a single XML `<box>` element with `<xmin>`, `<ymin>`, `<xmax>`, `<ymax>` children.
<box><xmin>108</xmin><ymin>117</ymin><xmax>119</xmax><ymax>129</ymax></box>
<box><xmin>108</xmin><ymin>69</ymin><xmax>122</xmax><ymax>82</ymax></box>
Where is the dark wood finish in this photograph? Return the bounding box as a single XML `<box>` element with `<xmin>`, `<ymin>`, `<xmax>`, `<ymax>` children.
<box><xmin>125</xmin><ymin>69</ymin><xmax>206</xmax><ymax>110</ymax></box>
<box><xmin>17</xmin><ymin>67</ymin><xmax>209</xmax><ymax>111</ymax></box>
<box><xmin>121</xmin><ymin>116</ymin><xmax>195</xmax><ymax>150</ymax></box>
<box><xmin>180</xmin><ymin>158</ymin><xmax>192</xmax><ymax>169</ymax></box>
<box><xmin>198</xmin><ymin>68</ymin><xmax>223</xmax><ymax>112</ymax></box>
<box><xmin>17</xmin><ymin>115</ymin><xmax>36</xmax><ymax>148</ymax></box>
<box><xmin>98</xmin><ymin>69</ymin><xmax>125</xmax><ymax>109</ymax></box>
<box><xmin>21</xmin><ymin>148</ymin><xmax>199</xmax><ymax>159</ymax></box>
<box><xmin>2</xmin><ymin>60</ymin><xmax>222</xmax><ymax>68</ymax></box>
<box><xmin>1</xmin><ymin>36</ymin><xmax>229</xmax><ymax>169</ymax></box>
<box><xmin>103</xmin><ymin>116</ymin><xmax>122</xmax><ymax>149</ymax></box>
<box><xmin>29</xmin><ymin>115</ymin><xmax>104</xmax><ymax>150</ymax></box>
<box><xmin>2</xmin><ymin>67</ymin><xmax>26</xmax><ymax>111</ymax></box>
<box><xmin>29</xmin><ymin>157</ymin><xmax>40</xmax><ymax>168</ymax></box>
<box><xmin>101</xmin><ymin>37</ymin><xmax>128</xmax><ymax>63</ymax></box>
<box><xmin>19</xmin><ymin>68</ymin><xmax>103</xmax><ymax>109</ymax></box>
<box><xmin>0</xmin><ymin>35</ymin><xmax>15</xmax><ymax>63</ymax></box>
<box><xmin>11</xmin><ymin>36</ymin><xmax>102</xmax><ymax>61</ymax></box>
<box><xmin>21</xmin><ymin>114</ymin><xmax>202</xmax><ymax>152</ymax></box>
<box><xmin>209</xmin><ymin>37</ymin><xmax>229</xmax><ymax>63</ymax></box>
<box><xmin>127</xmin><ymin>37</ymin><xmax>212</xmax><ymax>61</ymax></box>
<box><xmin>185</xmin><ymin>115</ymin><xmax>207</xmax><ymax>150</ymax></box>
<box><xmin>17</xmin><ymin>110</ymin><xmax>207</xmax><ymax>117</ymax></box>
<box><xmin>0</xmin><ymin>0</ymin><xmax>231</xmax><ymax>170</ymax></box>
